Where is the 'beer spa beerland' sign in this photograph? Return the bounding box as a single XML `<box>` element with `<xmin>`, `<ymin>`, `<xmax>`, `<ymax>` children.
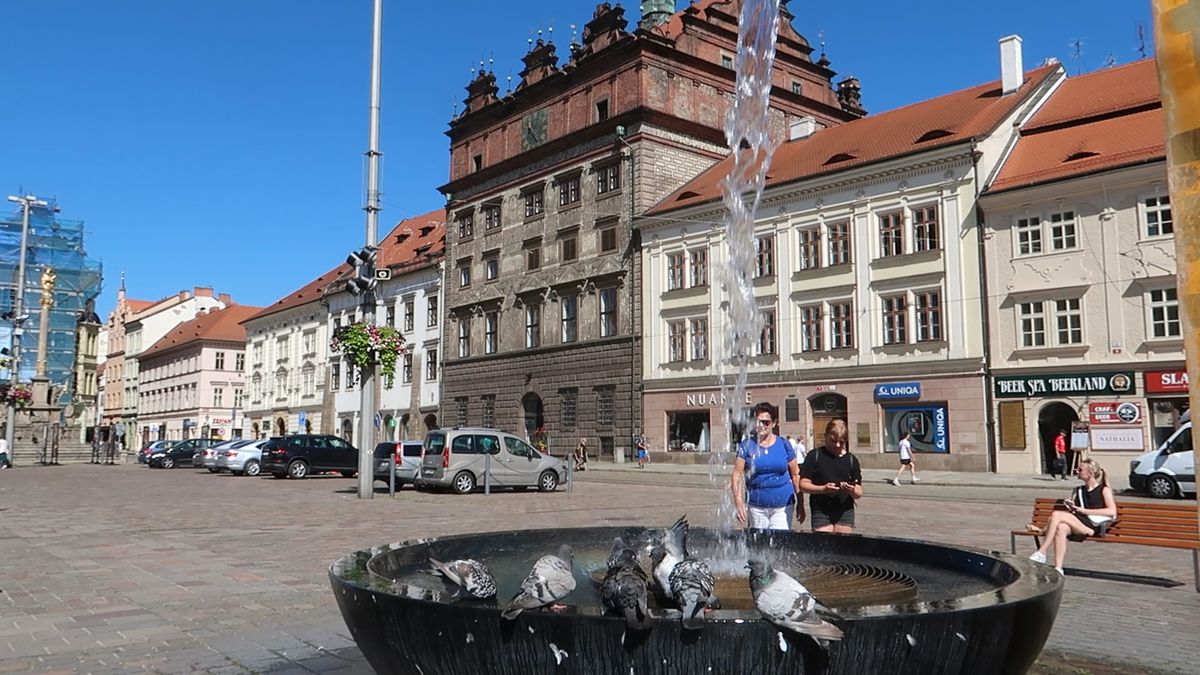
<box><xmin>994</xmin><ymin>372</ymin><xmax>1135</xmax><ymax>398</ymax></box>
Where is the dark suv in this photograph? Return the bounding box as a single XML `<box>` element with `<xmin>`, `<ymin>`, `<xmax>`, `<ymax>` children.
<box><xmin>147</xmin><ymin>437</ymin><xmax>220</xmax><ymax>469</ymax></box>
<box><xmin>260</xmin><ymin>435</ymin><xmax>360</xmax><ymax>479</ymax></box>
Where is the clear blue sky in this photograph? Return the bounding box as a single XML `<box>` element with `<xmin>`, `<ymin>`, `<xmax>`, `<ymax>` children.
<box><xmin>1</xmin><ymin>1</ymin><xmax>1154</xmax><ymax>319</ymax></box>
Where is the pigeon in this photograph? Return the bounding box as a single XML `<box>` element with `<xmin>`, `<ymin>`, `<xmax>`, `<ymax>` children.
<box><xmin>747</xmin><ymin>559</ymin><xmax>843</xmax><ymax>642</ymax></box>
<box><xmin>428</xmin><ymin>557</ymin><xmax>497</xmax><ymax>599</ymax></box>
<box><xmin>649</xmin><ymin>515</ymin><xmax>688</xmax><ymax>595</ymax></box>
<box><xmin>668</xmin><ymin>557</ymin><xmax>715</xmax><ymax>631</ymax></box>
<box><xmin>501</xmin><ymin>544</ymin><xmax>576</xmax><ymax>620</ymax></box>
<box><xmin>600</xmin><ymin>538</ymin><xmax>652</xmax><ymax>631</ymax></box>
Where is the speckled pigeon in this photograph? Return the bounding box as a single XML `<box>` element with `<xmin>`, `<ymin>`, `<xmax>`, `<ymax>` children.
<box><xmin>747</xmin><ymin>559</ymin><xmax>843</xmax><ymax>641</ymax></box>
<box><xmin>428</xmin><ymin>557</ymin><xmax>497</xmax><ymax>599</ymax></box>
<box><xmin>600</xmin><ymin>538</ymin><xmax>652</xmax><ymax>631</ymax></box>
<box><xmin>501</xmin><ymin>544</ymin><xmax>576</xmax><ymax>620</ymax></box>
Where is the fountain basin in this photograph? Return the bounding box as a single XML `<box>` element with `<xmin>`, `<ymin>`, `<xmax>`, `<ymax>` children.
<box><xmin>330</xmin><ymin>527</ymin><xmax>1061</xmax><ymax>674</ymax></box>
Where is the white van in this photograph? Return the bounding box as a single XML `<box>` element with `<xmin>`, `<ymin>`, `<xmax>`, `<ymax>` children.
<box><xmin>1129</xmin><ymin>411</ymin><xmax>1195</xmax><ymax>499</ymax></box>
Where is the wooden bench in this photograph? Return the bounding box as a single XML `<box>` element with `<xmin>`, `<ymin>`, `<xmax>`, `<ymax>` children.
<box><xmin>1011</xmin><ymin>497</ymin><xmax>1200</xmax><ymax>592</ymax></box>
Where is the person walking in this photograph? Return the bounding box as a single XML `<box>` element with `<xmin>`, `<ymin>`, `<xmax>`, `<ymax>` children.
<box><xmin>636</xmin><ymin>434</ymin><xmax>650</xmax><ymax>468</ymax></box>
<box><xmin>731</xmin><ymin>402</ymin><xmax>803</xmax><ymax>530</ymax></box>
<box><xmin>1053</xmin><ymin>430</ymin><xmax>1068</xmax><ymax>480</ymax></box>
<box><xmin>573</xmin><ymin>436</ymin><xmax>589</xmax><ymax>472</ymax></box>
<box><xmin>799</xmin><ymin>419</ymin><xmax>862</xmax><ymax>533</ymax></box>
<box><xmin>0</xmin><ymin>436</ymin><xmax>9</xmax><ymax>469</ymax></box>
<box><xmin>890</xmin><ymin>432</ymin><xmax>919</xmax><ymax>485</ymax></box>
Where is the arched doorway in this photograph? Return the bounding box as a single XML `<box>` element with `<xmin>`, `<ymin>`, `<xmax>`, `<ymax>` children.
<box><xmin>400</xmin><ymin>413</ymin><xmax>411</xmax><ymax>439</ymax></box>
<box><xmin>341</xmin><ymin>417</ymin><xmax>353</xmax><ymax>445</ymax></box>
<box><xmin>1038</xmin><ymin>402</ymin><xmax>1078</xmax><ymax>474</ymax></box>
<box><xmin>521</xmin><ymin>392</ymin><xmax>544</xmax><ymax>437</ymax></box>
<box><xmin>383</xmin><ymin>414</ymin><xmax>394</xmax><ymax>441</ymax></box>
<box><xmin>423</xmin><ymin>413</ymin><xmax>438</xmax><ymax>434</ymax></box>
<box><xmin>809</xmin><ymin>393</ymin><xmax>848</xmax><ymax>448</ymax></box>
<box><xmin>275</xmin><ymin>417</ymin><xmax>286</xmax><ymax>436</ymax></box>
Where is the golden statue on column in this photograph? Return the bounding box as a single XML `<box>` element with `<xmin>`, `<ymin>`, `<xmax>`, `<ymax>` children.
<box><xmin>40</xmin><ymin>268</ymin><xmax>57</xmax><ymax>307</ymax></box>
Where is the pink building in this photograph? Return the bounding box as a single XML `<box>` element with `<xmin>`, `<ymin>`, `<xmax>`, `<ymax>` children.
<box><xmin>137</xmin><ymin>305</ymin><xmax>262</xmax><ymax>442</ymax></box>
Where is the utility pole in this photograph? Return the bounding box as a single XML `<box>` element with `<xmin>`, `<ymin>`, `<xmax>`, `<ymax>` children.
<box><xmin>5</xmin><ymin>194</ymin><xmax>46</xmax><ymax>463</ymax></box>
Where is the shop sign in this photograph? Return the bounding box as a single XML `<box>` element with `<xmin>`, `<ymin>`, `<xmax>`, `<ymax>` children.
<box><xmin>1089</xmin><ymin>427</ymin><xmax>1145</xmax><ymax>451</ymax></box>
<box><xmin>1088</xmin><ymin>402</ymin><xmax>1142</xmax><ymax>426</ymax></box>
<box><xmin>993</xmin><ymin>371</ymin><xmax>1135</xmax><ymax>398</ymax></box>
<box><xmin>874</xmin><ymin>382</ymin><xmax>921</xmax><ymax>401</ymax></box>
<box><xmin>684</xmin><ymin>390</ymin><xmax>753</xmax><ymax>407</ymax></box>
<box><xmin>212</xmin><ymin>417</ymin><xmax>232</xmax><ymax>425</ymax></box>
<box><xmin>1144</xmin><ymin>370</ymin><xmax>1189</xmax><ymax>394</ymax></box>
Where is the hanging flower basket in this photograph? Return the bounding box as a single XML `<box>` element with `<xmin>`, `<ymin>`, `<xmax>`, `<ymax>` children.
<box><xmin>330</xmin><ymin>322</ymin><xmax>407</xmax><ymax>388</ymax></box>
<box><xmin>0</xmin><ymin>384</ymin><xmax>33</xmax><ymax>409</ymax></box>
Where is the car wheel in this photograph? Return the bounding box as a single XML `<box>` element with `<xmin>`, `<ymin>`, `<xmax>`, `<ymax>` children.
<box><xmin>207</xmin><ymin>467</ymin><xmax>221</xmax><ymax>473</ymax></box>
<box><xmin>161</xmin><ymin>457</ymin><xmax>175</xmax><ymax>469</ymax></box>
<box><xmin>1147</xmin><ymin>473</ymin><xmax>1179</xmax><ymax>499</ymax></box>
<box><xmin>340</xmin><ymin>470</ymin><xmax>356</xmax><ymax>478</ymax></box>
<box><xmin>538</xmin><ymin>470</ymin><xmax>559</xmax><ymax>492</ymax></box>
<box><xmin>288</xmin><ymin>460</ymin><xmax>309</xmax><ymax>479</ymax></box>
<box><xmin>244</xmin><ymin>460</ymin><xmax>260</xmax><ymax>477</ymax></box>
<box><xmin>452</xmin><ymin>471</ymin><xmax>476</xmax><ymax>494</ymax></box>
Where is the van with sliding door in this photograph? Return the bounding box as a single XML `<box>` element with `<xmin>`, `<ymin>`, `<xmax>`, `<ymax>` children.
<box><xmin>1129</xmin><ymin>410</ymin><xmax>1195</xmax><ymax>499</ymax></box>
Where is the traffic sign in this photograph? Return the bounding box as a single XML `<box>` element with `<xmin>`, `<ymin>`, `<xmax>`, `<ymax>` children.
<box><xmin>374</xmin><ymin>413</ymin><xmax>382</xmax><ymax>429</ymax></box>
<box><xmin>298</xmin><ymin>411</ymin><xmax>307</xmax><ymax>427</ymax></box>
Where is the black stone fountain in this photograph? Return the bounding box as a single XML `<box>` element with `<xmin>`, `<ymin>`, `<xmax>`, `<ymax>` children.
<box><xmin>330</xmin><ymin>526</ymin><xmax>1062</xmax><ymax>674</ymax></box>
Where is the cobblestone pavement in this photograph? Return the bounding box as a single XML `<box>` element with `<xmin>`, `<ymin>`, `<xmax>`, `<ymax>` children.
<box><xmin>0</xmin><ymin>463</ymin><xmax>1196</xmax><ymax>674</ymax></box>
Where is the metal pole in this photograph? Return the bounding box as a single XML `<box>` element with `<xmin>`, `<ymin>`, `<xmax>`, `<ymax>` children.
<box><xmin>484</xmin><ymin>451</ymin><xmax>491</xmax><ymax>495</ymax></box>
<box><xmin>357</xmin><ymin>0</ymin><xmax>384</xmax><ymax>499</ymax></box>
<box><xmin>5</xmin><ymin>195</ymin><xmax>38</xmax><ymax>466</ymax></box>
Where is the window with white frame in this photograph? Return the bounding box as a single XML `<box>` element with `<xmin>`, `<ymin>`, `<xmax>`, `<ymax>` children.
<box><xmin>561</xmin><ymin>296</ymin><xmax>578</xmax><ymax>343</ymax></box>
<box><xmin>755</xmin><ymin>235</ymin><xmax>775</xmax><ymax>278</ymax></box>
<box><xmin>404</xmin><ymin>300</ymin><xmax>414</xmax><ymax>332</ymax></box>
<box><xmin>524</xmin><ymin>188</ymin><xmax>544</xmax><ymax>217</ymax></box>
<box><xmin>302</xmin><ymin>367</ymin><xmax>315</xmax><ymax>396</ymax></box>
<box><xmin>302</xmin><ymin>332</ymin><xmax>314</xmax><ymax>356</ymax></box>
<box><xmin>828</xmin><ymin>221</ymin><xmax>851</xmax><ymax>266</ymax></box>
<box><xmin>343</xmin><ymin>362</ymin><xmax>354</xmax><ymax>389</ymax></box>
<box><xmin>484</xmin><ymin>311</ymin><xmax>498</xmax><ymax>354</ymax></box>
<box><xmin>1148</xmin><ymin>287</ymin><xmax>1181</xmax><ymax>338</ymax></box>
<box><xmin>427</xmin><ymin>296</ymin><xmax>439</xmax><ymax>327</ymax></box>
<box><xmin>483</xmin><ymin>203</ymin><xmax>501</xmax><ymax>231</ymax></box>
<box><xmin>215</xmin><ymin>352</ymin><xmax>226</xmax><ymax>370</ymax></box>
<box><xmin>458</xmin><ymin>259</ymin><xmax>472</xmax><ymax>287</ymax></box>
<box><xmin>1055</xmin><ymin>298</ymin><xmax>1083</xmax><ymax>344</ymax></box>
<box><xmin>689</xmin><ymin>248</ymin><xmax>708</xmax><ymax>287</ymax></box>
<box><xmin>1016</xmin><ymin>217</ymin><xmax>1042</xmax><ymax>255</ymax></box>
<box><xmin>558</xmin><ymin>174</ymin><xmax>581</xmax><ymax>207</ymax></box>
<box><xmin>386</xmin><ymin>305</ymin><xmax>396</xmax><ymax>328</ymax></box>
<box><xmin>1049</xmin><ymin>211</ymin><xmax>1077</xmax><ymax>250</ymax></box>
<box><xmin>484</xmin><ymin>255</ymin><xmax>499</xmax><ymax>282</ymax></box>
<box><xmin>882</xmin><ymin>294</ymin><xmax>907</xmax><ymax>345</ymax></box>
<box><xmin>213</xmin><ymin>388</ymin><xmax>224</xmax><ymax>407</ymax></box>
<box><xmin>915</xmin><ymin>290</ymin><xmax>942</xmax><ymax>342</ymax></box>
<box><xmin>330</xmin><ymin>363</ymin><xmax>340</xmax><ymax>390</ymax></box>
<box><xmin>912</xmin><ymin>205</ymin><xmax>940</xmax><ymax>252</ymax></box>
<box><xmin>233</xmin><ymin>388</ymin><xmax>244</xmax><ymax>408</ymax></box>
<box><xmin>1018</xmin><ymin>301</ymin><xmax>1046</xmax><ymax>347</ymax></box>
<box><xmin>879</xmin><ymin>212</ymin><xmax>904</xmax><ymax>257</ymax></box>
<box><xmin>800</xmin><ymin>304</ymin><xmax>822</xmax><ymax>352</ymax></box>
<box><xmin>599</xmin><ymin>287</ymin><xmax>618</xmax><ymax>337</ymax></box>
<box><xmin>235</xmin><ymin>353</ymin><xmax>245</xmax><ymax>371</ymax></box>
<box><xmin>426</xmin><ymin>348</ymin><xmax>438</xmax><ymax>380</ymax></box>
<box><xmin>402</xmin><ymin>353</ymin><xmax>413</xmax><ymax>383</ymax></box>
<box><xmin>525</xmin><ymin>304</ymin><xmax>541</xmax><ymax>348</ymax></box>
<box><xmin>690</xmin><ymin>317</ymin><xmax>708</xmax><ymax>361</ymax></box>
<box><xmin>798</xmin><ymin>227</ymin><xmax>820</xmax><ymax>270</ymax></box>
<box><xmin>597</xmin><ymin>163</ymin><xmax>620</xmax><ymax>194</ymax></box>
<box><xmin>458</xmin><ymin>320</ymin><xmax>471</xmax><ymax>358</ymax></box>
<box><xmin>457</xmin><ymin>212</ymin><xmax>474</xmax><ymax>239</ymax></box>
<box><xmin>1145</xmin><ymin>194</ymin><xmax>1172</xmax><ymax>237</ymax></box>
<box><xmin>667</xmin><ymin>252</ymin><xmax>685</xmax><ymax>291</ymax></box>
<box><xmin>759</xmin><ymin>308</ymin><xmax>777</xmax><ymax>355</ymax></box>
<box><xmin>668</xmin><ymin>320</ymin><xmax>686</xmax><ymax>362</ymax></box>
<box><xmin>830</xmin><ymin>301</ymin><xmax>854</xmax><ymax>349</ymax></box>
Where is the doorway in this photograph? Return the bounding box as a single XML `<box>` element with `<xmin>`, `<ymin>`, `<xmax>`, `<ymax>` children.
<box><xmin>341</xmin><ymin>417</ymin><xmax>354</xmax><ymax>445</ymax></box>
<box><xmin>423</xmin><ymin>413</ymin><xmax>438</xmax><ymax>434</ymax></box>
<box><xmin>1037</xmin><ymin>402</ymin><xmax>1078</xmax><ymax>474</ymax></box>
<box><xmin>521</xmin><ymin>392</ymin><xmax>544</xmax><ymax>437</ymax></box>
<box><xmin>809</xmin><ymin>393</ymin><xmax>848</xmax><ymax>448</ymax></box>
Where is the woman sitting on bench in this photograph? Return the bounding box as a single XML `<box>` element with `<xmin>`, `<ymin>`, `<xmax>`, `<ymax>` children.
<box><xmin>1028</xmin><ymin>458</ymin><xmax>1117</xmax><ymax>574</ymax></box>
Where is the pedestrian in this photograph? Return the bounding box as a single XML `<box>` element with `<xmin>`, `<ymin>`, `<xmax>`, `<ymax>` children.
<box><xmin>791</xmin><ymin>433</ymin><xmax>807</xmax><ymax>464</ymax></box>
<box><xmin>573</xmin><ymin>436</ymin><xmax>589</xmax><ymax>472</ymax></box>
<box><xmin>0</xmin><ymin>435</ymin><xmax>9</xmax><ymax>469</ymax></box>
<box><xmin>1053</xmin><ymin>429</ymin><xmax>1068</xmax><ymax>480</ymax></box>
<box><xmin>890</xmin><ymin>431</ymin><xmax>920</xmax><ymax>485</ymax></box>
<box><xmin>636</xmin><ymin>434</ymin><xmax>650</xmax><ymax>468</ymax></box>
<box><xmin>799</xmin><ymin>419</ymin><xmax>862</xmax><ymax>533</ymax></box>
<box><xmin>1028</xmin><ymin>458</ymin><xmax>1117</xmax><ymax>575</ymax></box>
<box><xmin>731</xmin><ymin>402</ymin><xmax>803</xmax><ymax>530</ymax></box>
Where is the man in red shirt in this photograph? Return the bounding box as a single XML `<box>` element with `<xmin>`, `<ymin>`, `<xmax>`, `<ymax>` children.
<box><xmin>1053</xmin><ymin>430</ymin><xmax>1068</xmax><ymax>480</ymax></box>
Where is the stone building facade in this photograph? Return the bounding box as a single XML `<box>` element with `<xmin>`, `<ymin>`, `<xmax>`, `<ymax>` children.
<box><xmin>438</xmin><ymin>1</ymin><xmax>862</xmax><ymax>458</ymax></box>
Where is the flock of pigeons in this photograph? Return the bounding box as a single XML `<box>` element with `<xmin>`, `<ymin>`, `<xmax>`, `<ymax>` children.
<box><xmin>427</xmin><ymin>515</ymin><xmax>844</xmax><ymax>643</ymax></box>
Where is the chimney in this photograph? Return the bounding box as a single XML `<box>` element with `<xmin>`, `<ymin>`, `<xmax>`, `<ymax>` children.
<box><xmin>194</xmin><ymin>286</ymin><xmax>214</xmax><ymax>298</ymax></box>
<box><xmin>1000</xmin><ymin>35</ymin><xmax>1023</xmax><ymax>95</ymax></box>
<box><xmin>788</xmin><ymin>116</ymin><xmax>822</xmax><ymax>141</ymax></box>
<box><xmin>218</xmin><ymin>293</ymin><xmax>232</xmax><ymax>305</ymax></box>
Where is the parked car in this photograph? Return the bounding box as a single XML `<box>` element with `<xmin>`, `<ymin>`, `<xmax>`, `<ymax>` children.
<box><xmin>138</xmin><ymin>440</ymin><xmax>176</xmax><ymax>464</ymax></box>
<box><xmin>147</xmin><ymin>437</ymin><xmax>220</xmax><ymax>469</ymax></box>
<box><xmin>373</xmin><ymin>441</ymin><xmax>423</xmax><ymax>488</ymax></box>
<box><xmin>215</xmin><ymin>439</ymin><xmax>271</xmax><ymax>476</ymax></box>
<box><xmin>1130</xmin><ymin>412</ymin><xmax>1195</xmax><ymax>498</ymax></box>
<box><xmin>260</xmin><ymin>435</ymin><xmax>359</xmax><ymax>479</ymax></box>
<box><xmin>197</xmin><ymin>440</ymin><xmax>240</xmax><ymax>472</ymax></box>
<box><xmin>416</xmin><ymin>427</ymin><xmax>564</xmax><ymax>494</ymax></box>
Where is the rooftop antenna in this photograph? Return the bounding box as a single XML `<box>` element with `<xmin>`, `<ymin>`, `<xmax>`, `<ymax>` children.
<box><xmin>570</xmin><ymin>23</ymin><xmax>578</xmax><ymax>44</ymax></box>
<box><xmin>1069</xmin><ymin>37</ymin><xmax>1084</xmax><ymax>74</ymax></box>
<box><xmin>1104</xmin><ymin>52</ymin><xmax>1116</xmax><ymax>68</ymax></box>
<box><xmin>1137</xmin><ymin>24</ymin><xmax>1147</xmax><ymax>60</ymax></box>
<box><xmin>548</xmin><ymin>25</ymin><xmax>554</xmax><ymax>43</ymax></box>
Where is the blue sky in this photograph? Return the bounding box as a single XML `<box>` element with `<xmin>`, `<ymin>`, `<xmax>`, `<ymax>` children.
<box><xmin>2</xmin><ymin>1</ymin><xmax>1154</xmax><ymax>319</ymax></box>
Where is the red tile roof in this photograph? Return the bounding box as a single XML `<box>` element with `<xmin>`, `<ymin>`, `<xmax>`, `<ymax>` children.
<box><xmin>647</xmin><ymin>65</ymin><xmax>1061</xmax><ymax>215</ymax></box>
<box><xmin>988</xmin><ymin>59</ymin><xmax>1164</xmax><ymax>194</ymax></box>
<box><xmin>125</xmin><ymin>299</ymin><xmax>154</xmax><ymax>313</ymax></box>
<box><xmin>141</xmin><ymin>305</ymin><xmax>264</xmax><ymax>359</ymax></box>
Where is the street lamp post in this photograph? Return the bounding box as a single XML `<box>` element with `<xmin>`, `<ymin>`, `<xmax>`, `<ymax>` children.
<box><xmin>5</xmin><ymin>194</ymin><xmax>47</xmax><ymax>464</ymax></box>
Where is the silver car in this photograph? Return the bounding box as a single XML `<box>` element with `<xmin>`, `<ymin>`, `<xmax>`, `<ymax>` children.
<box><xmin>198</xmin><ymin>440</ymin><xmax>240</xmax><ymax>472</ymax></box>
<box><xmin>215</xmin><ymin>439</ymin><xmax>270</xmax><ymax>476</ymax></box>
<box><xmin>416</xmin><ymin>427</ymin><xmax>565</xmax><ymax>494</ymax></box>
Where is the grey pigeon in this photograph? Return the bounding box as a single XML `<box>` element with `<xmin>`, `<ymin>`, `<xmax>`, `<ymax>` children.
<box><xmin>747</xmin><ymin>559</ymin><xmax>843</xmax><ymax>641</ymax></box>
<box><xmin>428</xmin><ymin>558</ymin><xmax>497</xmax><ymax>599</ymax></box>
<box><xmin>668</xmin><ymin>557</ymin><xmax>715</xmax><ymax>631</ymax></box>
<box><xmin>600</xmin><ymin>538</ymin><xmax>652</xmax><ymax>631</ymax></box>
<box><xmin>649</xmin><ymin>515</ymin><xmax>688</xmax><ymax>594</ymax></box>
<box><xmin>501</xmin><ymin>544</ymin><xmax>576</xmax><ymax>620</ymax></box>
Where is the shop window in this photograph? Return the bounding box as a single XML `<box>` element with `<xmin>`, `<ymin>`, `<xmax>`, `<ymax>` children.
<box><xmin>883</xmin><ymin>403</ymin><xmax>950</xmax><ymax>453</ymax></box>
<box><xmin>669</xmin><ymin>410</ymin><xmax>711</xmax><ymax>452</ymax></box>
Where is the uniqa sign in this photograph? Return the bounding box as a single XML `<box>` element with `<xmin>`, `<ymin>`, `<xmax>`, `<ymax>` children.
<box><xmin>933</xmin><ymin>405</ymin><xmax>947</xmax><ymax>451</ymax></box>
<box><xmin>874</xmin><ymin>382</ymin><xmax>922</xmax><ymax>401</ymax></box>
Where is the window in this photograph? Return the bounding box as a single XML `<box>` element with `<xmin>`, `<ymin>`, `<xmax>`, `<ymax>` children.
<box><xmin>755</xmin><ymin>236</ymin><xmax>775</xmax><ymax>278</ymax></box>
<box><xmin>1149</xmin><ymin>288</ymin><xmax>1181</xmax><ymax>338</ymax></box>
<box><xmin>483</xmin><ymin>203</ymin><xmax>501</xmax><ymax>231</ymax></box>
<box><xmin>458</xmin><ymin>260</ymin><xmax>472</xmax><ymax>287</ymax></box>
<box><xmin>402</xmin><ymin>353</ymin><xmax>413</xmax><ymax>383</ymax></box>
<box><xmin>455</xmin><ymin>397</ymin><xmax>469</xmax><ymax>427</ymax></box>
<box><xmin>561</xmin><ymin>388</ymin><xmax>578</xmax><ymax>430</ymax></box>
<box><xmin>791</xmin><ymin>81</ymin><xmax>802</xmax><ymax>95</ymax></box>
<box><xmin>597</xmin><ymin>163</ymin><xmax>620</xmax><ymax>194</ymax></box>
<box><xmin>595</xmin><ymin>99</ymin><xmax>609</xmax><ymax>122</ymax></box>
<box><xmin>386</xmin><ymin>305</ymin><xmax>396</xmax><ymax>328</ymax></box>
<box><xmin>721</xmin><ymin>53</ymin><xmax>734</xmax><ymax>68</ymax></box>
<box><xmin>883</xmin><ymin>294</ymin><xmax>907</xmax><ymax>345</ymax></box>
<box><xmin>561</xmin><ymin>296</ymin><xmax>578</xmax><ymax>343</ymax></box>
<box><xmin>690</xmin><ymin>317</ymin><xmax>708</xmax><ymax>361</ymax></box>
<box><xmin>482</xmin><ymin>395</ymin><xmax>495</xmax><ymax>428</ymax></box>
<box><xmin>458</xmin><ymin>320</ymin><xmax>471</xmax><ymax>358</ymax></box>
<box><xmin>759</xmin><ymin>309</ymin><xmax>777</xmax><ymax>355</ymax></box>
<box><xmin>1145</xmin><ymin>194</ymin><xmax>1173</xmax><ymax>237</ymax></box>
<box><xmin>597</xmin><ymin>387</ymin><xmax>615</xmax><ymax>427</ymax></box>
<box><xmin>526</xmin><ymin>240</ymin><xmax>541</xmax><ymax>270</ymax></box>
<box><xmin>668</xmin><ymin>320</ymin><xmax>686</xmax><ymax>362</ymax></box>
<box><xmin>800</xmin><ymin>305</ymin><xmax>822</xmax><ymax>352</ymax></box>
<box><xmin>427</xmin><ymin>297</ymin><xmax>439</xmax><ymax>327</ymax></box>
<box><xmin>215</xmin><ymin>352</ymin><xmax>226</xmax><ymax>370</ymax></box>
<box><xmin>828</xmin><ymin>221</ymin><xmax>851</xmax><ymax>266</ymax></box>
<box><xmin>667</xmin><ymin>252</ymin><xmax>685</xmax><ymax>290</ymax></box>
<box><xmin>830</xmin><ymin>301</ymin><xmax>854</xmax><ymax>349</ymax></box>
<box><xmin>798</xmin><ymin>228</ymin><xmax>821</xmax><ymax>270</ymax></box>
<box><xmin>426</xmin><ymin>348</ymin><xmax>438</xmax><ymax>380</ymax></box>
<box><xmin>213</xmin><ymin>388</ymin><xmax>224</xmax><ymax>407</ymax></box>
<box><xmin>404</xmin><ymin>301</ymin><xmax>414</xmax><ymax>332</ymax></box>
<box><xmin>253</xmin><ymin>343</ymin><xmax>263</xmax><ymax>365</ymax></box>
<box><xmin>558</xmin><ymin>174</ymin><xmax>581</xmax><ymax>207</ymax></box>
<box><xmin>344</xmin><ymin>361</ymin><xmax>354</xmax><ymax>389</ymax></box>
<box><xmin>599</xmin><ymin>287</ymin><xmax>618</xmax><ymax>337</ymax></box>
<box><xmin>600</xmin><ymin>226</ymin><xmax>618</xmax><ymax>253</ymax></box>
<box><xmin>235</xmin><ymin>353</ymin><xmax>245</xmax><ymax>371</ymax></box>
<box><xmin>301</xmin><ymin>368</ymin><xmax>314</xmax><ymax>396</ymax></box>
<box><xmin>484</xmin><ymin>256</ymin><xmax>499</xmax><ymax>282</ymax></box>
<box><xmin>302</xmin><ymin>332</ymin><xmax>314</xmax><ymax>355</ymax></box>
<box><xmin>1016</xmin><ymin>217</ymin><xmax>1042</xmax><ymax>255</ymax></box>
<box><xmin>233</xmin><ymin>388</ymin><xmax>244</xmax><ymax>409</ymax></box>
<box><xmin>689</xmin><ymin>248</ymin><xmax>708</xmax><ymax>287</ymax></box>
<box><xmin>561</xmin><ymin>234</ymin><xmax>578</xmax><ymax>262</ymax></box>
<box><xmin>457</xmin><ymin>212</ymin><xmax>474</xmax><ymax>239</ymax></box>
<box><xmin>1055</xmin><ymin>298</ymin><xmax>1082</xmax><ymax>345</ymax></box>
<box><xmin>525</xmin><ymin>304</ymin><xmax>541</xmax><ymax>348</ymax></box>
<box><xmin>915</xmin><ymin>291</ymin><xmax>942</xmax><ymax>342</ymax></box>
<box><xmin>472</xmin><ymin>154</ymin><xmax>482</xmax><ymax>172</ymax></box>
<box><xmin>484</xmin><ymin>311</ymin><xmax>498</xmax><ymax>354</ymax></box>
<box><xmin>1019</xmin><ymin>302</ymin><xmax>1046</xmax><ymax>347</ymax></box>
<box><xmin>912</xmin><ymin>205</ymin><xmax>940</xmax><ymax>252</ymax></box>
<box><xmin>1049</xmin><ymin>211</ymin><xmax>1077</xmax><ymax>250</ymax></box>
<box><xmin>524</xmin><ymin>189</ymin><xmax>544</xmax><ymax>217</ymax></box>
<box><xmin>880</xmin><ymin>212</ymin><xmax>904</xmax><ymax>257</ymax></box>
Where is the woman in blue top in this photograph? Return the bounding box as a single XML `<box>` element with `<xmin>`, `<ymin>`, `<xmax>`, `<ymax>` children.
<box><xmin>731</xmin><ymin>402</ymin><xmax>803</xmax><ymax>530</ymax></box>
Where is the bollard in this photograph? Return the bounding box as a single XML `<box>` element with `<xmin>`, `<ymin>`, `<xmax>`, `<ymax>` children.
<box><xmin>389</xmin><ymin>454</ymin><xmax>396</xmax><ymax>498</ymax></box>
<box><xmin>484</xmin><ymin>452</ymin><xmax>492</xmax><ymax>495</ymax></box>
<box><xmin>566</xmin><ymin>455</ymin><xmax>574</xmax><ymax>494</ymax></box>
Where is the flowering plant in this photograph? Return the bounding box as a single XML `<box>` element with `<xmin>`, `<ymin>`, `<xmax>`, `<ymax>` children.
<box><xmin>0</xmin><ymin>384</ymin><xmax>33</xmax><ymax>409</ymax></box>
<box><xmin>530</xmin><ymin>425</ymin><xmax>548</xmax><ymax>453</ymax></box>
<box><xmin>330</xmin><ymin>322</ymin><xmax>407</xmax><ymax>388</ymax></box>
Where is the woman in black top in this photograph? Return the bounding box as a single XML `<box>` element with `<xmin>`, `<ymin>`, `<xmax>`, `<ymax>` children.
<box><xmin>798</xmin><ymin>420</ymin><xmax>863</xmax><ymax>533</ymax></box>
<box><xmin>1028</xmin><ymin>458</ymin><xmax>1117</xmax><ymax>574</ymax></box>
